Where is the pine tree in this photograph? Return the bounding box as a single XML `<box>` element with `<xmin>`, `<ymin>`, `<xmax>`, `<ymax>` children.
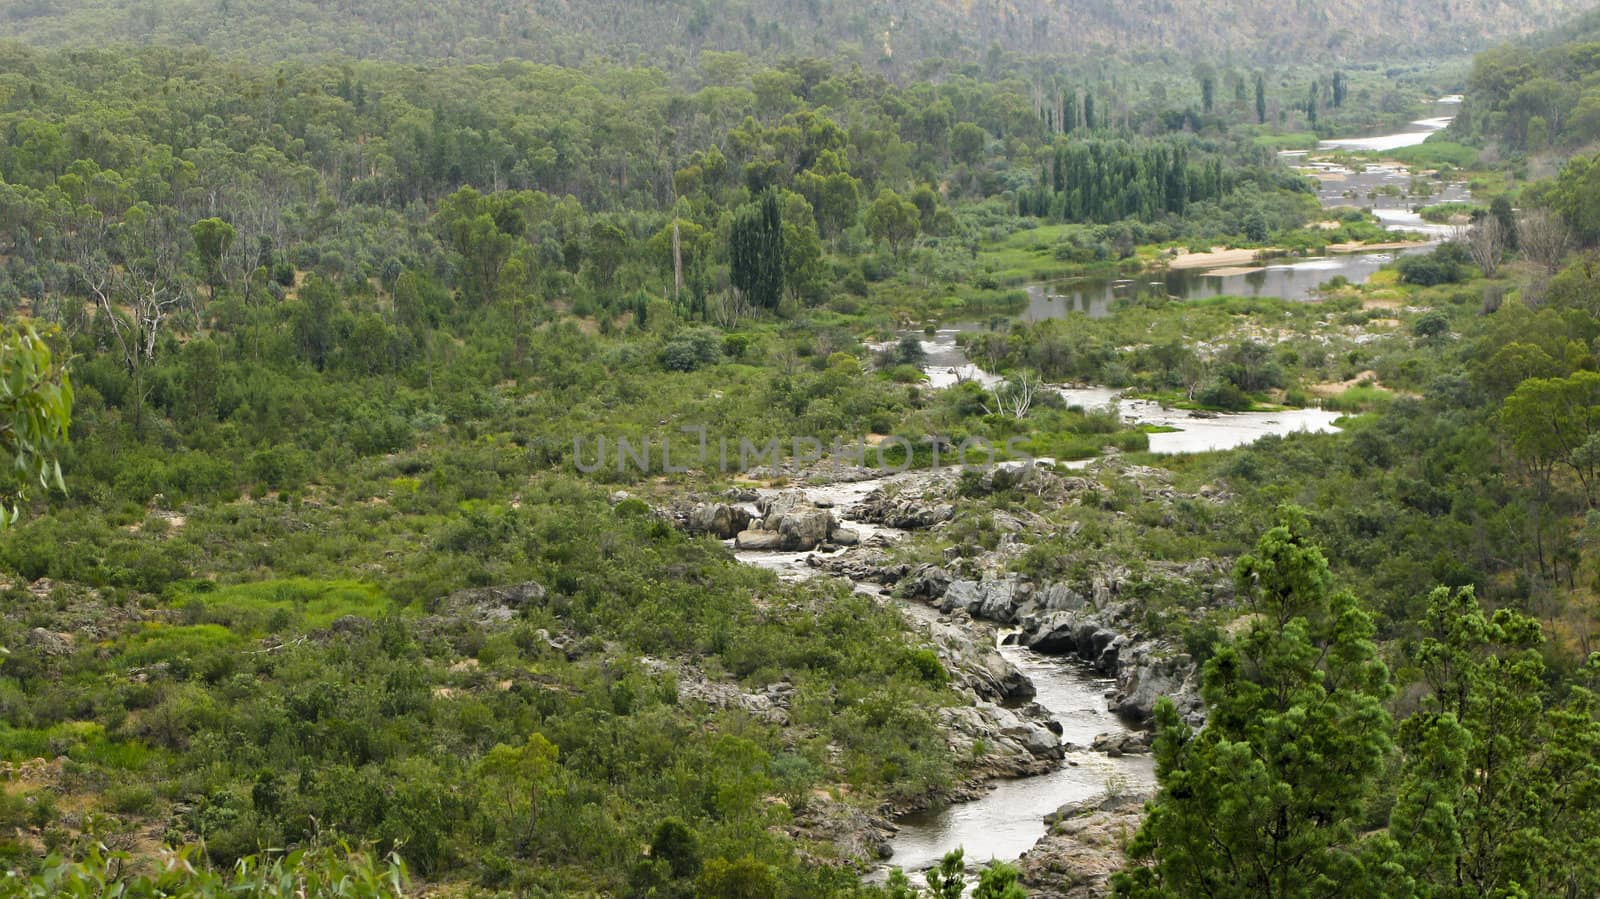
<box><xmin>1255</xmin><ymin>73</ymin><xmax>1267</xmax><ymax>125</ymax></box>
<box><xmin>1390</xmin><ymin>586</ymin><xmax>1600</xmax><ymax>898</ymax></box>
<box><xmin>1114</xmin><ymin>508</ymin><xmax>1395</xmax><ymax>898</ymax></box>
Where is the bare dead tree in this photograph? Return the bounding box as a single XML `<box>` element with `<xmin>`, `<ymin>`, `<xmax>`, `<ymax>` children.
<box><xmin>982</xmin><ymin>371</ymin><xmax>1043</xmax><ymax>420</ymax></box>
<box><xmin>709</xmin><ymin>288</ymin><xmax>749</xmax><ymax>329</ymax></box>
<box><xmin>1180</xmin><ymin>354</ymin><xmax>1210</xmax><ymax>401</ymax></box>
<box><xmin>1467</xmin><ymin>214</ymin><xmax>1508</xmax><ymax>278</ymax></box>
<box><xmin>1519</xmin><ymin>208</ymin><xmax>1571</xmax><ymax>276</ymax></box>
<box><xmin>66</xmin><ymin>209</ymin><xmax>191</xmax><ymax>431</ymax></box>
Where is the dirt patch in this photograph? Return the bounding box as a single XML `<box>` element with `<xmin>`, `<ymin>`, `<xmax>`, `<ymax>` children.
<box><xmin>1361</xmin><ymin>297</ymin><xmax>1404</xmax><ymax>310</ymax></box>
<box><xmin>1327</xmin><ymin>240</ymin><xmax>1431</xmax><ymax>253</ymax></box>
<box><xmin>1163</xmin><ymin>248</ymin><xmax>1261</xmax><ymax>270</ymax></box>
<box><xmin>1309</xmin><ymin>370</ymin><xmax>1382</xmax><ymax>398</ymax></box>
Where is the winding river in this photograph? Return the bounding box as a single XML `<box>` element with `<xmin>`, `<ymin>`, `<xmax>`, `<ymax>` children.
<box><xmin>727</xmin><ymin>109</ymin><xmax>1460</xmax><ymax>885</ymax></box>
<box><xmin>728</xmin><ymin>472</ymin><xmax>1155</xmax><ymax>887</ymax></box>
<box><xmin>1016</xmin><ymin>100</ymin><xmax>1468</xmax><ymax>324</ymax></box>
<box><xmin>881</xmin><ymin>640</ymin><xmax>1155</xmax><ymax>881</ymax></box>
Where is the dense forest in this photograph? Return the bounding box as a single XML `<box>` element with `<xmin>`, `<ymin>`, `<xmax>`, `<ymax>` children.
<box><xmin>0</xmin><ymin>0</ymin><xmax>1591</xmax><ymax>69</ymax></box>
<box><xmin>1454</xmin><ymin>6</ymin><xmax>1600</xmax><ymax>152</ymax></box>
<box><xmin>4</xmin><ymin>0</ymin><xmax>1600</xmax><ymax>897</ymax></box>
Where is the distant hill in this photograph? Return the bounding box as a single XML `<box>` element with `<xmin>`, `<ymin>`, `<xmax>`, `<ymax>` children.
<box><xmin>0</xmin><ymin>0</ymin><xmax>1596</xmax><ymax>68</ymax></box>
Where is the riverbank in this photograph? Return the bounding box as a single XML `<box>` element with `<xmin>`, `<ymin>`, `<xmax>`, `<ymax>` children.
<box><xmin>660</xmin><ymin>463</ymin><xmax>1164</xmax><ymax>885</ymax></box>
<box><xmin>1160</xmin><ymin>238</ymin><xmax>1433</xmax><ymax>272</ymax></box>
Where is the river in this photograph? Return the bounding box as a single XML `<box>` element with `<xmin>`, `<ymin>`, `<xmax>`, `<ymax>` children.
<box><xmin>881</xmin><ymin>643</ymin><xmax>1155</xmax><ymax>880</ymax></box>
<box><xmin>731</xmin><ymin>336</ymin><xmax>1338</xmax><ymax>884</ymax></box>
<box><xmin>1316</xmin><ymin>95</ymin><xmax>1461</xmax><ymax>152</ymax></box>
<box><xmin>917</xmin><ymin>330</ymin><xmax>1345</xmax><ymax>453</ymax></box>
<box><xmin>731</xmin><ymin>111</ymin><xmax>1455</xmax><ymax>886</ymax></box>
<box><xmin>1015</xmin><ymin>99</ymin><xmax>1468</xmax><ymax>323</ymax></box>
<box><xmin>1016</xmin><ymin>247</ymin><xmax>1422</xmax><ymax>319</ymax></box>
<box><xmin>726</xmin><ymin>471</ymin><xmax>1156</xmax><ymax>888</ymax></box>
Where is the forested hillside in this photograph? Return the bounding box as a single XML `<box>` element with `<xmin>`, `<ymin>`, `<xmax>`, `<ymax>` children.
<box><xmin>0</xmin><ymin>0</ymin><xmax>1592</xmax><ymax>69</ymax></box>
<box><xmin>7</xmin><ymin>0</ymin><xmax>1600</xmax><ymax>895</ymax></box>
<box><xmin>1454</xmin><ymin>6</ymin><xmax>1600</xmax><ymax>152</ymax></box>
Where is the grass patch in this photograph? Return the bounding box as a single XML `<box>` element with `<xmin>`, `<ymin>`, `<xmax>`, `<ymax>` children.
<box><xmin>1384</xmin><ymin>140</ymin><xmax>1480</xmax><ymax>169</ymax></box>
<box><xmin>171</xmin><ymin>578</ymin><xmax>396</xmax><ymax>634</ymax></box>
<box><xmin>1420</xmin><ymin>201</ymin><xmax>1483</xmax><ymax>223</ymax></box>
<box><xmin>1322</xmin><ymin>384</ymin><xmax>1396</xmax><ymax>412</ymax></box>
<box><xmin>0</xmin><ymin>721</ymin><xmax>155</xmax><ymax>770</ymax></box>
<box><xmin>1252</xmin><ymin>131</ymin><xmax>1319</xmax><ymax>151</ymax></box>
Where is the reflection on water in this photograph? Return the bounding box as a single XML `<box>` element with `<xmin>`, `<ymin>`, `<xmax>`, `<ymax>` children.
<box><xmin>1020</xmin><ymin>247</ymin><xmax>1424</xmax><ymax>320</ymax></box>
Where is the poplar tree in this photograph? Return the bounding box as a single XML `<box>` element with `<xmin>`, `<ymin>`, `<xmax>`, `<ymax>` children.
<box><xmin>729</xmin><ymin>189</ymin><xmax>784</xmax><ymax>311</ymax></box>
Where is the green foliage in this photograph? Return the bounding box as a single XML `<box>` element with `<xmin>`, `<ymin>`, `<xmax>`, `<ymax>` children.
<box><xmin>174</xmin><ymin>579</ymin><xmax>394</xmax><ymax>632</ymax></box>
<box><xmin>973</xmin><ymin>860</ymin><xmax>1027</xmax><ymax>899</ymax></box>
<box><xmin>0</xmin><ymin>843</ymin><xmax>408</xmax><ymax>898</ymax></box>
<box><xmin>1115</xmin><ymin>509</ymin><xmax>1395</xmax><ymax>897</ymax></box>
<box><xmin>1500</xmin><ymin>369</ymin><xmax>1600</xmax><ymax>503</ymax></box>
<box><xmin>661</xmin><ymin>328</ymin><xmax>725</xmax><ymax>372</ymax></box>
<box><xmin>1397</xmin><ymin>243</ymin><xmax>1472</xmax><ymax>286</ymax></box>
<box><xmin>1017</xmin><ymin>136</ymin><xmax>1301</xmax><ymax>229</ymax></box>
<box><xmin>730</xmin><ymin>191</ymin><xmax>785</xmax><ymax>311</ymax></box>
<box><xmin>1540</xmin><ymin>151</ymin><xmax>1600</xmax><ymax>245</ymax></box>
<box><xmin>1390</xmin><ymin>587</ymin><xmax>1600</xmax><ymax>897</ymax></box>
<box><xmin>924</xmin><ymin>849</ymin><xmax>965</xmax><ymax>899</ymax></box>
<box><xmin>866</xmin><ymin>190</ymin><xmax>922</xmax><ymax>256</ymax></box>
<box><xmin>0</xmin><ymin>323</ymin><xmax>71</xmax><ymax>528</ymax></box>
<box><xmin>1384</xmin><ymin>142</ymin><xmax>1481</xmax><ymax>169</ymax></box>
<box><xmin>1461</xmin><ymin>8</ymin><xmax>1600</xmax><ymax>151</ymax></box>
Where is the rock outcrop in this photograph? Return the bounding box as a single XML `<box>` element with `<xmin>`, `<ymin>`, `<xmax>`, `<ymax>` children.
<box><xmin>640</xmin><ymin>657</ymin><xmax>794</xmax><ymax>726</ymax></box>
<box><xmin>827</xmin><ymin>557</ymin><xmax>1224</xmax><ymax>726</ymax></box>
<box><xmin>733</xmin><ymin>490</ymin><xmax>844</xmax><ymax>551</ymax></box>
<box><xmin>1019</xmin><ymin>792</ymin><xmax>1150</xmax><ymax>899</ymax></box>
<box><xmin>849</xmin><ymin>490</ymin><xmax>956</xmax><ymax>530</ymax></box>
<box><xmin>684</xmin><ymin>502</ymin><xmax>752</xmax><ymax>539</ymax></box>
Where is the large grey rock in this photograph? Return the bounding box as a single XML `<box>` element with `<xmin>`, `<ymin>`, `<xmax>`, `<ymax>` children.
<box><xmin>25</xmin><ymin>628</ymin><xmax>73</xmax><ymax>657</ymax></box>
<box><xmin>898</xmin><ymin>564</ymin><xmax>952</xmax><ymax>600</ymax></box>
<box><xmin>686</xmin><ymin>502</ymin><xmax>752</xmax><ymax>539</ymax></box>
<box><xmin>1020</xmin><ymin>792</ymin><xmax>1150</xmax><ymax>899</ymax></box>
<box><xmin>1109</xmin><ymin>648</ymin><xmax>1202</xmax><ymax>725</ymax></box>
<box><xmin>734</xmin><ymin>529</ymin><xmax>786</xmax><ymax>551</ymax></box>
<box><xmin>774</xmin><ymin>507</ymin><xmax>834</xmax><ymax>550</ymax></box>
<box><xmin>943</xmin><ymin>577</ymin><xmax>1026</xmax><ymax>623</ymax></box>
<box><xmin>435</xmin><ymin>581</ymin><xmax>546</xmax><ymax>624</ymax></box>
<box><xmin>1038</xmin><ymin>582</ymin><xmax>1089</xmax><ymax>613</ymax></box>
<box><xmin>1090</xmin><ymin>730</ymin><xmax>1152</xmax><ymax>757</ymax></box>
<box><xmin>757</xmin><ymin>490</ymin><xmax>812</xmax><ymax>523</ymax></box>
<box><xmin>981</xmin><ymin>460</ymin><xmax>1053</xmax><ymax>493</ymax></box>
<box><xmin>849</xmin><ymin>491</ymin><xmax>955</xmax><ymax>529</ymax></box>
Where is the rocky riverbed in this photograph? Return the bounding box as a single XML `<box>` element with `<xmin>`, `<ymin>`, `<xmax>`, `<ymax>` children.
<box><xmin>646</xmin><ymin>456</ymin><xmax>1205</xmax><ymax>889</ymax></box>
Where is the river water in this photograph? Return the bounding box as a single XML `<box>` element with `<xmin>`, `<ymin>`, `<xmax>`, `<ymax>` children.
<box><xmin>735</xmin><ymin>111</ymin><xmax>1457</xmax><ymax>884</ymax></box>
<box><xmin>882</xmin><ymin>644</ymin><xmax>1155</xmax><ymax>878</ymax></box>
<box><xmin>1009</xmin><ymin>104</ymin><xmax>1473</xmax><ymax>322</ymax></box>
<box><xmin>1316</xmin><ymin>96</ymin><xmax>1460</xmax><ymax>152</ymax></box>
<box><xmin>725</xmin><ymin>473</ymin><xmax>1155</xmax><ymax>887</ymax></box>
<box><xmin>1019</xmin><ymin>247</ymin><xmax>1421</xmax><ymax>319</ymax></box>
